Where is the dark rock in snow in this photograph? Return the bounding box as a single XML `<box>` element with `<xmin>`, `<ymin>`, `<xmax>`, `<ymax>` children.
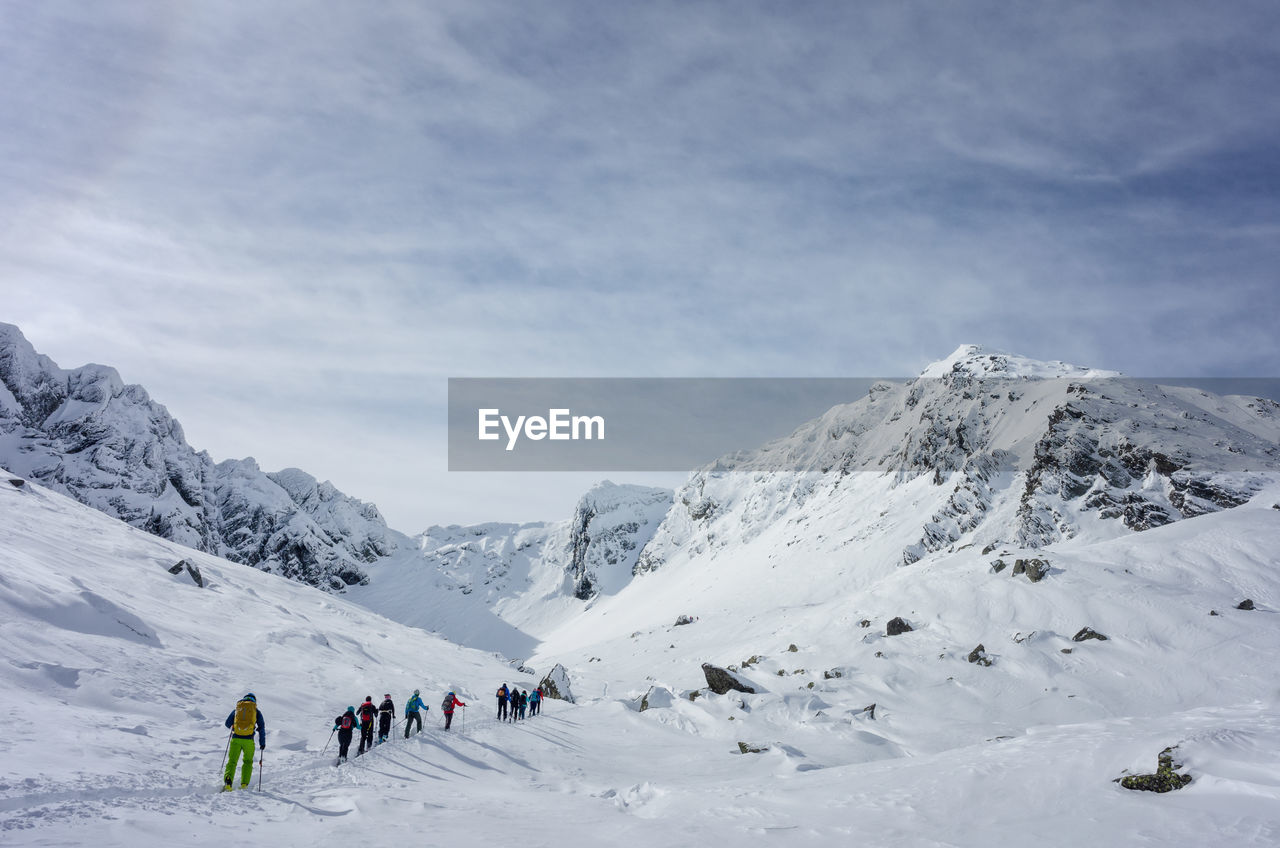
<box><xmin>1115</xmin><ymin>746</ymin><xmax>1192</xmax><ymax>793</ymax></box>
<box><xmin>8</xmin><ymin>478</ymin><xmax>24</xmax><ymax>488</ymax></box>
<box><xmin>1237</xmin><ymin>599</ymin><xmax>1255</xmax><ymax>611</ymax></box>
<box><xmin>1072</xmin><ymin>627</ymin><xmax>1108</xmax><ymax>642</ymax></box>
<box><xmin>990</xmin><ymin>559</ymin><xmax>1007</xmax><ymax>574</ymax></box>
<box><xmin>167</xmin><ymin>558</ymin><xmax>204</xmax><ymax>588</ymax></box>
<box><xmin>886</xmin><ymin>617</ymin><xmax>913</xmax><ymax>636</ymax></box>
<box><xmin>737</xmin><ymin>742</ymin><xmax>768</xmax><ymax>754</ymax></box>
<box><xmin>967</xmin><ymin>644</ymin><xmax>992</xmax><ymax>666</ymax></box>
<box><xmin>701</xmin><ymin>663</ymin><xmax>757</xmax><ymax>695</ymax></box>
<box><xmin>674</xmin><ymin>614</ymin><xmax>697</xmax><ymax>626</ymax></box>
<box><xmin>1020</xmin><ymin>558</ymin><xmax>1049</xmax><ymax>582</ymax></box>
<box><xmin>787</xmin><ymin>643</ymin><xmax>799</xmax><ymax>653</ymax></box>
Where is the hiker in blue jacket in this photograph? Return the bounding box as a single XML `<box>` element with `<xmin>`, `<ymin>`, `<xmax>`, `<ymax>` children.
<box><xmin>404</xmin><ymin>689</ymin><xmax>427</xmax><ymax>738</ymax></box>
<box><xmin>223</xmin><ymin>693</ymin><xmax>266</xmax><ymax>790</ymax></box>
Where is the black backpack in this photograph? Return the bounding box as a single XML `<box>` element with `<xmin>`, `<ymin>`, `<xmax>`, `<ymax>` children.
<box><xmin>340</xmin><ymin>713</ymin><xmax>353</xmax><ymax>730</ymax></box>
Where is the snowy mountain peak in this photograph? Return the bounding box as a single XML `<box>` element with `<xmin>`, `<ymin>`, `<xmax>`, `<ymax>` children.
<box><xmin>917</xmin><ymin>344</ymin><xmax>1122</xmax><ymax>381</ymax></box>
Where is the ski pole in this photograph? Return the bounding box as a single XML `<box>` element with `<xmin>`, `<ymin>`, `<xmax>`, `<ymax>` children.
<box><xmin>257</xmin><ymin>746</ymin><xmax>264</xmax><ymax>791</ymax></box>
<box><xmin>322</xmin><ymin>726</ymin><xmax>336</xmax><ymax>754</ymax></box>
<box><xmin>220</xmin><ymin>732</ymin><xmax>231</xmax><ymax>783</ymax></box>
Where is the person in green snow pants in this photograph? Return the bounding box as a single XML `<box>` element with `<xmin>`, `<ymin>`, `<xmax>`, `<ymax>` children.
<box><xmin>224</xmin><ymin>693</ymin><xmax>267</xmax><ymax>790</ymax></box>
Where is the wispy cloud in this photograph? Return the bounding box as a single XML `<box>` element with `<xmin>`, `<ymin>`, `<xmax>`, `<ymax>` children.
<box><xmin>3</xmin><ymin>1</ymin><xmax>1279</xmax><ymax>527</ymax></box>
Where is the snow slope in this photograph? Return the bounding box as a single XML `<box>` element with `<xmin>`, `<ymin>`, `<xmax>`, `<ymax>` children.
<box><xmin>4</xmin><ymin>470</ymin><xmax>1280</xmax><ymax>846</ymax></box>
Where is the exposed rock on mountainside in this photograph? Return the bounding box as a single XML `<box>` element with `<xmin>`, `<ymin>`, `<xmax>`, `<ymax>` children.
<box><xmin>566</xmin><ymin>482</ymin><xmax>673</xmax><ymax>599</ymax></box>
<box><xmin>0</xmin><ymin>323</ymin><xmax>394</xmax><ymax>590</ymax></box>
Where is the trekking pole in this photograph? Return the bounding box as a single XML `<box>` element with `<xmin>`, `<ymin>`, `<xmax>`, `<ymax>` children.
<box><xmin>257</xmin><ymin>746</ymin><xmax>264</xmax><ymax>791</ymax></box>
<box><xmin>220</xmin><ymin>732</ymin><xmax>231</xmax><ymax>783</ymax></box>
<box><xmin>322</xmin><ymin>726</ymin><xmax>336</xmax><ymax>755</ymax></box>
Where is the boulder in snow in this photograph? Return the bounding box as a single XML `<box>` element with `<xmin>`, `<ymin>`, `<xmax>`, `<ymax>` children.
<box><xmin>639</xmin><ymin>686</ymin><xmax>675</xmax><ymax>712</ymax></box>
<box><xmin>967</xmin><ymin>644</ymin><xmax>992</xmax><ymax>666</ymax></box>
<box><xmin>701</xmin><ymin>663</ymin><xmax>756</xmax><ymax>695</ymax></box>
<box><xmin>539</xmin><ymin>663</ymin><xmax>575</xmax><ymax>703</ymax></box>
<box><xmin>1237</xmin><ymin>599</ymin><xmax>1255</xmax><ymax>611</ymax></box>
<box><xmin>1072</xmin><ymin>627</ymin><xmax>1108</xmax><ymax>642</ymax></box>
<box><xmin>886</xmin><ymin>617</ymin><xmax>913</xmax><ymax>636</ymax></box>
<box><xmin>1115</xmin><ymin>746</ymin><xmax>1192</xmax><ymax>793</ymax></box>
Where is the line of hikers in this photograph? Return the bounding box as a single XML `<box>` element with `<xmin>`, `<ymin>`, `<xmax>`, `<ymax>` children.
<box><xmin>223</xmin><ymin>683</ymin><xmax>546</xmax><ymax>783</ymax></box>
<box><xmin>496</xmin><ymin>683</ymin><xmax>541</xmax><ymax>721</ymax></box>
<box><xmin>329</xmin><ymin>689</ymin><xmax>474</xmax><ymax>763</ymax></box>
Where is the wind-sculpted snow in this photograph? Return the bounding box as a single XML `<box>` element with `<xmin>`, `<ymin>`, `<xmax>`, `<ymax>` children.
<box><xmin>0</xmin><ymin>323</ymin><xmax>396</xmax><ymax>590</ymax></box>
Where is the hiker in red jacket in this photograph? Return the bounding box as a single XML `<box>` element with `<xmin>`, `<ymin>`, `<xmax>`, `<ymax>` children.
<box><xmin>442</xmin><ymin>691</ymin><xmax>466</xmax><ymax>730</ymax></box>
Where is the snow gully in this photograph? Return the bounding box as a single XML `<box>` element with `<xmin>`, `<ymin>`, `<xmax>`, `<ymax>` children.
<box><xmin>477</xmin><ymin>408</ymin><xmax>605</xmax><ymax>451</ymax></box>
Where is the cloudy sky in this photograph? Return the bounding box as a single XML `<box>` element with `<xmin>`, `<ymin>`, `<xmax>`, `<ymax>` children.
<box><xmin>4</xmin><ymin>1</ymin><xmax>1279</xmax><ymax>530</ymax></box>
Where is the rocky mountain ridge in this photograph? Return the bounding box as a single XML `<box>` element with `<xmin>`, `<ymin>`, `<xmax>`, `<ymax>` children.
<box><xmin>0</xmin><ymin>322</ymin><xmax>397</xmax><ymax>590</ymax></box>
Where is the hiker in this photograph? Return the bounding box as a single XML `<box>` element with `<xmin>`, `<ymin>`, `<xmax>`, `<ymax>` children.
<box><xmin>529</xmin><ymin>687</ymin><xmax>541</xmax><ymax>717</ymax></box>
<box><xmin>378</xmin><ymin>693</ymin><xmax>396</xmax><ymax>743</ymax></box>
<box><xmin>442</xmin><ymin>691</ymin><xmax>466</xmax><ymax>730</ymax></box>
<box><xmin>333</xmin><ymin>706</ymin><xmax>357</xmax><ymax>763</ymax></box>
<box><xmin>518</xmin><ymin>689</ymin><xmax>528</xmax><ymax>720</ymax></box>
<box><xmin>507</xmin><ymin>686</ymin><xmax>518</xmax><ymax>722</ymax></box>
<box><xmin>496</xmin><ymin>683</ymin><xmax>509</xmax><ymax>721</ymax></box>
<box><xmin>223</xmin><ymin>693</ymin><xmax>266</xmax><ymax>791</ymax></box>
<box><xmin>357</xmin><ymin>696</ymin><xmax>377</xmax><ymax>754</ymax></box>
<box><xmin>404</xmin><ymin>689</ymin><xmax>426</xmax><ymax>738</ymax></box>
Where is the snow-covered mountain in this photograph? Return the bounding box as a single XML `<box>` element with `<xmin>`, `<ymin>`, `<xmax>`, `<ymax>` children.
<box><xmin>635</xmin><ymin>344</ymin><xmax>1280</xmax><ymax>576</ymax></box>
<box><xmin>357</xmin><ymin>345</ymin><xmax>1280</xmax><ymax>665</ymax></box>
<box><xmin>0</xmin><ymin>323</ymin><xmax>400</xmax><ymax>590</ymax></box>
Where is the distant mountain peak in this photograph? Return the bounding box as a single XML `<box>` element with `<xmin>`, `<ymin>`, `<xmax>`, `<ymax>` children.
<box><xmin>918</xmin><ymin>344</ymin><xmax>1122</xmax><ymax>381</ymax></box>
